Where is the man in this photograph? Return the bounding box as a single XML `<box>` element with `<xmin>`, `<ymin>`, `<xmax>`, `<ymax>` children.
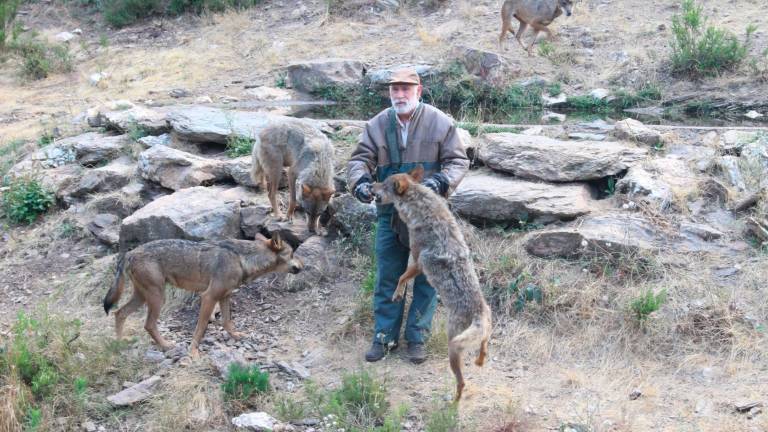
<box><xmin>347</xmin><ymin>68</ymin><xmax>470</xmax><ymax>363</ymax></box>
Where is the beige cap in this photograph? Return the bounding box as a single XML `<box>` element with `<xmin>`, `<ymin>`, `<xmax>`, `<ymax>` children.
<box><xmin>388</xmin><ymin>68</ymin><xmax>421</xmax><ymax>85</ymax></box>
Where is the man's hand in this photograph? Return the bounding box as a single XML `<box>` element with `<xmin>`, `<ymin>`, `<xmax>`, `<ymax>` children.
<box><xmin>421</xmin><ymin>177</ymin><xmax>441</xmax><ymax>195</ymax></box>
<box><xmin>354</xmin><ymin>181</ymin><xmax>374</xmax><ymax>203</ymax></box>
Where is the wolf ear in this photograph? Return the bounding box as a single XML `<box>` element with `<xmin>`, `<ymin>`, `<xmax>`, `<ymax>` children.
<box><xmin>394</xmin><ymin>177</ymin><xmax>409</xmax><ymax>195</ymax></box>
<box><xmin>408</xmin><ymin>165</ymin><xmax>424</xmax><ymax>182</ymax></box>
<box><xmin>301</xmin><ymin>184</ymin><xmax>312</xmax><ymax>197</ymax></box>
<box><xmin>269</xmin><ymin>232</ymin><xmax>283</xmax><ymax>251</ymax></box>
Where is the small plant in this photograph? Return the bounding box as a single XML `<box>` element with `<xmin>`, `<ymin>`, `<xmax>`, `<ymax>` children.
<box><xmin>546</xmin><ymin>82</ymin><xmax>562</xmax><ymax>96</ymax></box>
<box><xmin>537</xmin><ymin>40</ymin><xmax>555</xmax><ymax>57</ymax></box>
<box><xmin>274</xmin><ymin>394</ymin><xmax>308</xmax><ymax>422</ymax></box>
<box><xmin>457</xmin><ymin>122</ymin><xmax>522</xmax><ymax>137</ymax></box>
<box><xmin>1</xmin><ymin>176</ymin><xmax>55</xmax><ymax>224</ymax></box>
<box><xmin>58</xmin><ymin>220</ymin><xmax>79</xmax><ymax>238</ymax></box>
<box><xmin>24</xmin><ymin>407</ymin><xmax>43</xmax><ymax>431</ymax></box>
<box><xmin>37</xmin><ymin>131</ymin><xmax>54</xmax><ymax>147</ymax></box>
<box><xmin>670</xmin><ymin>0</ymin><xmax>754</xmax><ymax>77</ymax></box>
<box><xmin>425</xmin><ymin>401</ymin><xmax>459</xmax><ymax>432</ymax></box>
<box><xmin>73</xmin><ymin>377</ymin><xmax>88</xmax><ymax>396</ymax></box>
<box><xmin>275</xmin><ymin>73</ymin><xmax>287</xmax><ymax>89</ymax></box>
<box><xmin>630</xmin><ymin>289</ymin><xmax>667</xmax><ymax>321</ymax></box>
<box><xmin>222</xmin><ymin>363</ymin><xmax>270</xmax><ymax>400</ymax></box>
<box><xmin>98</xmin><ymin>34</ymin><xmax>109</xmax><ymax>48</ymax></box>
<box><xmin>225</xmin><ymin>135</ymin><xmax>255</xmax><ymax>158</ymax></box>
<box><xmin>126</xmin><ymin>121</ymin><xmax>150</xmax><ymax>142</ymax></box>
<box><xmin>326</xmin><ymin>369</ymin><xmax>390</xmax><ymax>428</ymax></box>
<box><xmin>604</xmin><ymin>176</ymin><xmax>616</xmax><ymax>196</ymax></box>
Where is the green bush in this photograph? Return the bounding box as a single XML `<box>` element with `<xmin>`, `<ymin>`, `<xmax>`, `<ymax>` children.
<box><xmin>222</xmin><ymin>363</ymin><xmax>270</xmax><ymax>400</ymax></box>
<box><xmin>37</xmin><ymin>132</ymin><xmax>54</xmax><ymax>147</ymax></box>
<box><xmin>0</xmin><ymin>0</ymin><xmax>21</xmax><ymax>48</ymax></box>
<box><xmin>9</xmin><ymin>36</ymin><xmax>73</xmax><ymax>80</ymax></box>
<box><xmin>425</xmin><ymin>402</ymin><xmax>459</xmax><ymax>432</ymax></box>
<box><xmin>100</xmin><ymin>0</ymin><xmax>161</xmax><ymax>28</ymax></box>
<box><xmin>1</xmin><ymin>176</ymin><xmax>55</xmax><ymax>224</ymax></box>
<box><xmin>225</xmin><ymin>135</ymin><xmax>255</xmax><ymax>158</ymax></box>
<box><xmin>630</xmin><ymin>289</ymin><xmax>667</xmax><ymax>321</ymax></box>
<box><xmin>670</xmin><ymin>0</ymin><xmax>754</xmax><ymax>77</ymax></box>
<box><xmin>168</xmin><ymin>0</ymin><xmax>260</xmax><ymax>15</ymax></box>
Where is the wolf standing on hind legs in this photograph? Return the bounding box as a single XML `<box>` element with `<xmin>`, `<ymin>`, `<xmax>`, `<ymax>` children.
<box><xmin>372</xmin><ymin>166</ymin><xmax>492</xmax><ymax>402</ymax></box>
<box><xmin>347</xmin><ymin>68</ymin><xmax>469</xmax><ymax>364</ymax></box>
<box><xmin>251</xmin><ymin>121</ymin><xmax>335</xmax><ymax>233</ymax></box>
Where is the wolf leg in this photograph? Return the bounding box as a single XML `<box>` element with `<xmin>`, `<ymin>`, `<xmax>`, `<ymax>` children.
<box><xmin>220</xmin><ymin>295</ymin><xmax>246</xmax><ymax>340</ymax></box>
<box><xmin>393</xmin><ymin>262</ymin><xmax>421</xmax><ymax>302</ymax></box>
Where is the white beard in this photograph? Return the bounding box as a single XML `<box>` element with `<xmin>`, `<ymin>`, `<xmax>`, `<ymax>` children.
<box><xmin>391</xmin><ymin>97</ymin><xmax>419</xmax><ymax>115</ymax></box>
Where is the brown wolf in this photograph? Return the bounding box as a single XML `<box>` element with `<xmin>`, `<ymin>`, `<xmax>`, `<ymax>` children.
<box><xmin>372</xmin><ymin>166</ymin><xmax>492</xmax><ymax>402</ymax></box>
<box><xmin>102</xmin><ymin>234</ymin><xmax>302</xmax><ymax>358</ymax></box>
<box><xmin>251</xmin><ymin>122</ymin><xmax>335</xmax><ymax>233</ymax></box>
<box><xmin>499</xmin><ymin>0</ymin><xmax>573</xmax><ymax>55</ymax></box>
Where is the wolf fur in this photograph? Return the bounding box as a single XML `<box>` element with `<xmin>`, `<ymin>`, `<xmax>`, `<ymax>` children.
<box><xmin>372</xmin><ymin>166</ymin><xmax>492</xmax><ymax>402</ymax></box>
<box><xmin>499</xmin><ymin>0</ymin><xmax>574</xmax><ymax>54</ymax></box>
<box><xmin>251</xmin><ymin>121</ymin><xmax>335</xmax><ymax>232</ymax></box>
<box><xmin>103</xmin><ymin>235</ymin><xmax>302</xmax><ymax>358</ymax></box>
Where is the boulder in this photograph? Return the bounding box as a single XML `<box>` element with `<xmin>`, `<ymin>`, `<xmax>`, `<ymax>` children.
<box><xmin>87</xmin><ymin>213</ymin><xmax>120</xmax><ymax>247</ymax></box>
<box><xmin>524</xmin><ymin>213</ymin><xmax>664</xmax><ymax>258</ymax></box>
<box><xmin>12</xmin><ymin>133</ymin><xmax>128</xmax><ymax>171</ymax></box>
<box><xmin>107</xmin><ymin>376</ymin><xmax>161</xmax><ymax>406</ymax></box>
<box><xmin>451</xmin><ymin>46</ymin><xmax>520</xmax><ymax>84</ymax></box>
<box><xmin>119</xmin><ymin>186</ymin><xmax>242</xmax><ymax>249</ymax></box>
<box><xmin>450</xmin><ymin>170</ymin><xmax>595</xmax><ymax>224</ymax></box>
<box><xmin>59</xmin><ymin>157</ymin><xmax>136</xmax><ymax>203</ymax></box>
<box><xmin>231</xmin><ymin>412</ymin><xmax>278</xmax><ymax>431</ymax></box>
<box><xmin>288</xmin><ymin>235</ymin><xmax>340</xmax><ymax>291</ymax></box>
<box><xmin>365</xmin><ymin>64</ymin><xmax>439</xmax><ymax>86</ymax></box>
<box><xmin>209</xmin><ymin>347</ymin><xmax>251</xmax><ymax>378</ymax></box>
<box><xmin>479</xmin><ymin>133</ymin><xmax>647</xmax><ymax>182</ymax></box>
<box><xmin>138</xmin><ymin>133</ymin><xmax>171</xmax><ymax>148</ymax></box>
<box><xmin>613</xmin><ymin>118</ymin><xmax>662</xmax><ymax>146</ymax></box>
<box><xmin>284</xmin><ymin>59</ymin><xmax>367</xmax><ymax>93</ymax></box>
<box><xmin>98</xmin><ymin>104</ymin><xmax>170</xmax><ymax>135</ymax></box>
<box><xmin>138</xmin><ymin>145</ymin><xmax>229</xmax><ymax>190</ymax></box>
<box><xmin>326</xmin><ymin>193</ymin><xmax>376</xmax><ymax>237</ymax></box>
<box><xmin>166</xmin><ymin>106</ymin><xmax>323</xmax><ymax>144</ymax></box>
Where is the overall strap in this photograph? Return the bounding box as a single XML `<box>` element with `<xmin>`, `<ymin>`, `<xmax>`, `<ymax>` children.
<box><xmin>385</xmin><ymin>108</ymin><xmax>402</xmax><ymax>171</ymax></box>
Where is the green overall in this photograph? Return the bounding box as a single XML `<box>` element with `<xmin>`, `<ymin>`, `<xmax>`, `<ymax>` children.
<box><xmin>372</xmin><ymin>108</ymin><xmax>439</xmax><ymax>346</ymax></box>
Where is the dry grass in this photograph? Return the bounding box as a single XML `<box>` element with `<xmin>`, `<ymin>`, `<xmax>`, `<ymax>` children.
<box><xmin>144</xmin><ymin>363</ymin><xmax>228</xmax><ymax>431</ymax></box>
<box><xmin>0</xmin><ymin>373</ymin><xmax>26</xmax><ymax>432</ymax></box>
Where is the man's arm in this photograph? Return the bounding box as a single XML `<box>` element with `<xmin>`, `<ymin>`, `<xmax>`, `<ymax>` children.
<box><xmin>347</xmin><ymin>124</ymin><xmax>378</xmax><ymax>191</ymax></box>
<box><xmin>432</xmin><ymin>123</ymin><xmax>470</xmax><ymax>196</ymax></box>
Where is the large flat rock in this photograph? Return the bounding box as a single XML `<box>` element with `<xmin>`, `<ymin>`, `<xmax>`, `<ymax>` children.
<box><xmin>479</xmin><ymin>133</ymin><xmax>647</xmax><ymax>182</ymax></box>
<box><xmin>138</xmin><ymin>145</ymin><xmax>229</xmax><ymax>190</ymax></box>
<box><xmin>119</xmin><ymin>186</ymin><xmax>243</xmax><ymax>249</ymax></box>
<box><xmin>524</xmin><ymin>213</ymin><xmax>664</xmax><ymax>258</ymax></box>
<box><xmin>450</xmin><ymin>170</ymin><xmax>596</xmax><ymax>224</ymax></box>
<box><xmin>166</xmin><ymin>106</ymin><xmax>323</xmax><ymax>144</ymax></box>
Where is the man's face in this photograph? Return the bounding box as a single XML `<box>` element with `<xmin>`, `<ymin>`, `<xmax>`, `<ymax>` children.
<box><xmin>389</xmin><ymin>83</ymin><xmax>422</xmax><ymax>115</ymax></box>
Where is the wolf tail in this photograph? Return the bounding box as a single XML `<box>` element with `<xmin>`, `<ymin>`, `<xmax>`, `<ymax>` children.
<box><xmin>103</xmin><ymin>253</ymin><xmax>127</xmax><ymax>315</ymax></box>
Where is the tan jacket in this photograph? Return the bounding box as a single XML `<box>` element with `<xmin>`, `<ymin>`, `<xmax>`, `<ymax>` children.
<box><xmin>347</xmin><ymin>103</ymin><xmax>469</xmax><ymax>199</ymax></box>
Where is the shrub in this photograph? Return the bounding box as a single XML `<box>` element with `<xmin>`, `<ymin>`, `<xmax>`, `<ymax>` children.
<box><xmin>9</xmin><ymin>36</ymin><xmax>73</xmax><ymax>80</ymax></box>
<box><xmin>100</xmin><ymin>0</ymin><xmax>160</xmax><ymax>28</ymax></box>
<box><xmin>168</xmin><ymin>0</ymin><xmax>260</xmax><ymax>15</ymax></box>
<box><xmin>225</xmin><ymin>135</ymin><xmax>255</xmax><ymax>158</ymax></box>
<box><xmin>1</xmin><ymin>176</ymin><xmax>55</xmax><ymax>224</ymax></box>
<box><xmin>222</xmin><ymin>363</ymin><xmax>269</xmax><ymax>400</ymax></box>
<box><xmin>425</xmin><ymin>402</ymin><xmax>459</xmax><ymax>432</ymax></box>
<box><xmin>670</xmin><ymin>0</ymin><xmax>754</xmax><ymax>77</ymax></box>
<box><xmin>0</xmin><ymin>0</ymin><xmax>21</xmax><ymax>48</ymax></box>
<box><xmin>37</xmin><ymin>132</ymin><xmax>54</xmax><ymax>147</ymax></box>
<box><xmin>630</xmin><ymin>289</ymin><xmax>667</xmax><ymax>321</ymax></box>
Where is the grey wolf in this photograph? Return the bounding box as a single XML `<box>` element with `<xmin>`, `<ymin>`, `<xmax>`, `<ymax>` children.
<box><xmin>499</xmin><ymin>0</ymin><xmax>573</xmax><ymax>55</ymax></box>
<box><xmin>251</xmin><ymin>121</ymin><xmax>335</xmax><ymax>233</ymax></box>
<box><xmin>103</xmin><ymin>234</ymin><xmax>302</xmax><ymax>358</ymax></box>
<box><xmin>347</xmin><ymin>67</ymin><xmax>469</xmax><ymax>364</ymax></box>
<box><xmin>372</xmin><ymin>165</ymin><xmax>492</xmax><ymax>402</ymax></box>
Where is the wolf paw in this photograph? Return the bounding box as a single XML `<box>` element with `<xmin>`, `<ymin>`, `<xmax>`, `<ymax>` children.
<box><xmin>391</xmin><ymin>292</ymin><xmax>405</xmax><ymax>302</ymax></box>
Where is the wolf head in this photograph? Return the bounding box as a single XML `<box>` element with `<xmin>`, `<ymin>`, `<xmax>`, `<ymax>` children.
<box><xmin>265</xmin><ymin>232</ymin><xmax>303</xmax><ymax>274</ymax></box>
<box><xmin>559</xmin><ymin>0</ymin><xmax>573</xmax><ymax>16</ymax></box>
<box><xmin>300</xmin><ymin>185</ymin><xmax>334</xmax><ymax>233</ymax></box>
<box><xmin>372</xmin><ymin>165</ymin><xmax>425</xmax><ymax>204</ymax></box>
